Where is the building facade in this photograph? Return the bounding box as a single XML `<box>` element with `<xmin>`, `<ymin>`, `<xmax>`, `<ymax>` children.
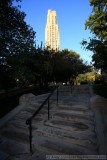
<box><xmin>45</xmin><ymin>9</ymin><xmax>60</xmax><ymax>51</ymax></box>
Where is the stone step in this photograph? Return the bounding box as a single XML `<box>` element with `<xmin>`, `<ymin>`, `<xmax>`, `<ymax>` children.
<box><xmin>0</xmin><ymin>127</ymin><xmax>29</xmax><ymax>144</ymax></box>
<box><xmin>51</xmin><ymin>117</ymin><xmax>95</xmax><ymax>132</ymax></box>
<box><xmin>23</xmin><ymin>107</ymin><xmax>39</xmax><ymax>114</ymax></box>
<box><xmin>62</xmin><ymin>98</ymin><xmax>90</xmax><ymax>103</ymax></box>
<box><xmin>14</xmin><ymin>110</ymin><xmax>47</xmax><ymax>121</ymax></box>
<box><xmin>44</xmin><ymin>119</ymin><xmax>96</xmax><ymax>136</ymax></box>
<box><xmin>52</xmin><ymin>112</ymin><xmax>95</xmax><ymax>125</ymax></box>
<box><xmin>0</xmin><ymin>137</ymin><xmax>29</xmax><ymax>156</ymax></box>
<box><xmin>56</xmin><ymin>107</ymin><xmax>94</xmax><ymax>117</ymax></box>
<box><xmin>14</xmin><ymin>113</ymin><xmax>33</xmax><ymax>121</ymax></box>
<box><xmin>57</xmin><ymin>104</ymin><xmax>90</xmax><ymax>110</ymax></box>
<box><xmin>33</xmin><ymin>125</ymin><xmax>98</xmax><ymax>150</ymax></box>
<box><xmin>7</xmin><ymin>120</ymin><xmax>28</xmax><ymax>129</ymax></box>
<box><xmin>56</xmin><ymin>101</ymin><xmax>80</xmax><ymax>105</ymax></box>
<box><xmin>51</xmin><ymin>111</ymin><xmax>94</xmax><ymax>123</ymax></box>
<box><xmin>7</xmin><ymin>117</ymin><xmax>43</xmax><ymax>130</ymax></box>
<box><xmin>32</xmin><ymin>134</ymin><xmax>98</xmax><ymax>155</ymax></box>
<box><xmin>12</xmin><ymin>108</ymin><xmax>48</xmax><ymax>122</ymax></box>
<box><xmin>33</xmin><ymin>124</ymin><xmax>97</xmax><ymax>143</ymax></box>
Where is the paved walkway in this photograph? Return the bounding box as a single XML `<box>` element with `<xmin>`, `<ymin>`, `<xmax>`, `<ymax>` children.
<box><xmin>0</xmin><ymin>85</ymin><xmax>107</xmax><ymax>160</ymax></box>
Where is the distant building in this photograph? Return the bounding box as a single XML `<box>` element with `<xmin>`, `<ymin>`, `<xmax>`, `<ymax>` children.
<box><xmin>45</xmin><ymin>9</ymin><xmax>60</xmax><ymax>51</ymax></box>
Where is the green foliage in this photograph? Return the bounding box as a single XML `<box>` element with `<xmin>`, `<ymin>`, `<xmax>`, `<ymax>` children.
<box><xmin>85</xmin><ymin>0</ymin><xmax>107</xmax><ymax>41</ymax></box>
<box><xmin>0</xmin><ymin>0</ymin><xmax>36</xmax><ymax>89</ymax></box>
<box><xmin>76</xmin><ymin>71</ymin><xmax>96</xmax><ymax>83</ymax></box>
<box><xmin>82</xmin><ymin>0</ymin><xmax>107</xmax><ymax>72</ymax></box>
<box><xmin>52</xmin><ymin>49</ymin><xmax>91</xmax><ymax>83</ymax></box>
<box><xmin>0</xmin><ymin>0</ymin><xmax>35</xmax><ymax>57</ymax></box>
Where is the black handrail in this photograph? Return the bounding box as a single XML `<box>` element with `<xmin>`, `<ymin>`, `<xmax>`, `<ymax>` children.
<box><xmin>26</xmin><ymin>86</ymin><xmax>59</xmax><ymax>154</ymax></box>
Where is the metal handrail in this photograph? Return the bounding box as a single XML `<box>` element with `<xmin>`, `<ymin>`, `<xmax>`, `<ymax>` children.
<box><xmin>26</xmin><ymin>85</ymin><xmax>59</xmax><ymax>154</ymax></box>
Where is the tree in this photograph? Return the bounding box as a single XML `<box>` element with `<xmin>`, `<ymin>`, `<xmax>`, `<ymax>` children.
<box><xmin>0</xmin><ymin>0</ymin><xmax>35</xmax><ymax>56</ymax></box>
<box><xmin>0</xmin><ymin>0</ymin><xmax>36</xmax><ymax>89</ymax></box>
<box><xmin>85</xmin><ymin>0</ymin><xmax>107</xmax><ymax>41</ymax></box>
<box><xmin>52</xmin><ymin>49</ymin><xmax>91</xmax><ymax>83</ymax></box>
<box><xmin>37</xmin><ymin>48</ymin><xmax>53</xmax><ymax>87</ymax></box>
<box><xmin>82</xmin><ymin>0</ymin><xmax>107</xmax><ymax>72</ymax></box>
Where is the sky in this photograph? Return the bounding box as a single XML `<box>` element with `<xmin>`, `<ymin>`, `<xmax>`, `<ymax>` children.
<box><xmin>14</xmin><ymin>0</ymin><xmax>93</xmax><ymax>64</ymax></box>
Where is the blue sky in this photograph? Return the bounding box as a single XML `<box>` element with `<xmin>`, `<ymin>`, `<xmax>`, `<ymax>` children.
<box><xmin>14</xmin><ymin>0</ymin><xmax>93</xmax><ymax>64</ymax></box>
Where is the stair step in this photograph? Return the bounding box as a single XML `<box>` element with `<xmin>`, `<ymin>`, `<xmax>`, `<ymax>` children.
<box><xmin>32</xmin><ymin>135</ymin><xmax>98</xmax><ymax>155</ymax></box>
<box><xmin>0</xmin><ymin>138</ymin><xmax>29</xmax><ymax>155</ymax></box>
<box><xmin>0</xmin><ymin>128</ymin><xmax>29</xmax><ymax>143</ymax></box>
<box><xmin>45</xmin><ymin>119</ymin><xmax>94</xmax><ymax>131</ymax></box>
<box><xmin>56</xmin><ymin>107</ymin><xmax>94</xmax><ymax>117</ymax></box>
<box><xmin>57</xmin><ymin>104</ymin><xmax>90</xmax><ymax>111</ymax></box>
<box><xmin>7</xmin><ymin>120</ymin><xmax>28</xmax><ymax>129</ymax></box>
<box><xmin>52</xmin><ymin>112</ymin><xmax>95</xmax><ymax>129</ymax></box>
<box><xmin>34</xmin><ymin>124</ymin><xmax>97</xmax><ymax>142</ymax></box>
<box><xmin>7</xmin><ymin>118</ymin><xmax>43</xmax><ymax>130</ymax></box>
<box><xmin>33</xmin><ymin>126</ymin><xmax>98</xmax><ymax>150</ymax></box>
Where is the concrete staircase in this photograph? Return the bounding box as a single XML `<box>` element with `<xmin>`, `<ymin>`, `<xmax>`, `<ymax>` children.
<box><xmin>0</xmin><ymin>85</ymin><xmax>99</xmax><ymax>160</ymax></box>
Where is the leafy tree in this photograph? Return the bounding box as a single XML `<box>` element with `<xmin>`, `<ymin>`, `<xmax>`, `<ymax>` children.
<box><xmin>52</xmin><ymin>49</ymin><xmax>91</xmax><ymax>83</ymax></box>
<box><xmin>82</xmin><ymin>0</ymin><xmax>107</xmax><ymax>72</ymax></box>
<box><xmin>85</xmin><ymin>0</ymin><xmax>107</xmax><ymax>41</ymax></box>
<box><xmin>0</xmin><ymin>0</ymin><xmax>35</xmax><ymax>56</ymax></box>
<box><xmin>38</xmin><ymin>48</ymin><xmax>53</xmax><ymax>87</ymax></box>
<box><xmin>0</xmin><ymin>0</ymin><xmax>36</xmax><ymax>89</ymax></box>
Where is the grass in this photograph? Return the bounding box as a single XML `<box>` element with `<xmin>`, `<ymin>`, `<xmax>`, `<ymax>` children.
<box><xmin>0</xmin><ymin>86</ymin><xmax>55</xmax><ymax>118</ymax></box>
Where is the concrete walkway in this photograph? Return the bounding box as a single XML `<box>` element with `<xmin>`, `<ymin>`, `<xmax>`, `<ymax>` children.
<box><xmin>0</xmin><ymin>85</ymin><xmax>107</xmax><ymax>160</ymax></box>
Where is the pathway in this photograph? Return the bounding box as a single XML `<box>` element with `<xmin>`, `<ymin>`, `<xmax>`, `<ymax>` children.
<box><xmin>0</xmin><ymin>85</ymin><xmax>106</xmax><ymax>160</ymax></box>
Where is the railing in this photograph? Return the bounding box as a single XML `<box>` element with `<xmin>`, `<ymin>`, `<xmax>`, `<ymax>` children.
<box><xmin>26</xmin><ymin>86</ymin><xmax>59</xmax><ymax>154</ymax></box>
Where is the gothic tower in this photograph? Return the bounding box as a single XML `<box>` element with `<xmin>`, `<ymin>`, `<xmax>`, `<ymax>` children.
<box><xmin>45</xmin><ymin>10</ymin><xmax>60</xmax><ymax>51</ymax></box>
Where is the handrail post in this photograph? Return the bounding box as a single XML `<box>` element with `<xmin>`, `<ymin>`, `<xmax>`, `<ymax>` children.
<box><xmin>26</xmin><ymin>119</ymin><xmax>33</xmax><ymax>154</ymax></box>
<box><xmin>48</xmin><ymin>99</ymin><xmax>50</xmax><ymax>120</ymax></box>
<box><xmin>29</xmin><ymin>121</ymin><xmax>33</xmax><ymax>153</ymax></box>
<box><xmin>57</xmin><ymin>86</ymin><xmax>58</xmax><ymax>104</ymax></box>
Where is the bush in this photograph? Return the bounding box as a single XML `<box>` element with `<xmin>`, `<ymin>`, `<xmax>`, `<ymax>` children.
<box><xmin>93</xmin><ymin>83</ymin><xmax>107</xmax><ymax>98</ymax></box>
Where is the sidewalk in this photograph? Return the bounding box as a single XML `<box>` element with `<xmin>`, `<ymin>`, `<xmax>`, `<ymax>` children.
<box><xmin>0</xmin><ymin>85</ymin><xmax>107</xmax><ymax>160</ymax></box>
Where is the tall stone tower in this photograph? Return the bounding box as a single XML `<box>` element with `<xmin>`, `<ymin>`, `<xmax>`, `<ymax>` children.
<box><xmin>45</xmin><ymin>9</ymin><xmax>60</xmax><ymax>51</ymax></box>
